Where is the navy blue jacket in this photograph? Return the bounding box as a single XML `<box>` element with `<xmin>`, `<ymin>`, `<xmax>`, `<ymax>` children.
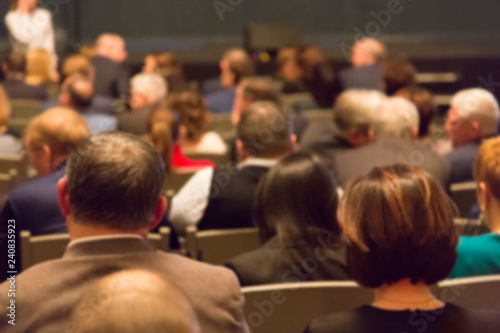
<box><xmin>446</xmin><ymin>141</ymin><xmax>481</xmax><ymax>184</ymax></box>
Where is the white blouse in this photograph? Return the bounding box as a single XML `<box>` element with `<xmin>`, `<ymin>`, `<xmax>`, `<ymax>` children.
<box><xmin>5</xmin><ymin>8</ymin><xmax>57</xmax><ymax>68</ymax></box>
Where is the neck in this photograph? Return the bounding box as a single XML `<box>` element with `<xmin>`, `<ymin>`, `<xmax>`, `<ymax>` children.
<box><xmin>372</xmin><ymin>279</ymin><xmax>444</xmax><ymax>311</ymax></box>
<box><xmin>68</xmin><ymin>220</ymin><xmax>149</xmax><ymax>241</ymax></box>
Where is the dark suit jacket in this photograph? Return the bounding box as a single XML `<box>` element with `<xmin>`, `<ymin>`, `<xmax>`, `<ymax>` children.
<box><xmin>205</xmin><ymin>87</ymin><xmax>236</xmax><ymax>113</ymax></box>
<box><xmin>225</xmin><ymin>236</ymin><xmax>348</xmax><ymax>287</ymax></box>
<box><xmin>446</xmin><ymin>141</ymin><xmax>481</xmax><ymax>184</ymax></box>
<box><xmin>339</xmin><ymin>64</ymin><xmax>384</xmax><ymax>92</ymax></box>
<box><xmin>40</xmin><ymin>96</ymin><xmax>116</xmax><ymax>115</ymax></box>
<box><xmin>92</xmin><ymin>56</ymin><xmax>130</xmax><ymax>99</ymax></box>
<box><xmin>333</xmin><ymin>138</ymin><xmax>451</xmax><ymax>189</ymax></box>
<box><xmin>1</xmin><ymin>78</ymin><xmax>47</xmax><ymax>101</ymax></box>
<box><xmin>0</xmin><ymin>237</ymin><xmax>248</xmax><ymax>333</ymax></box>
<box><xmin>118</xmin><ymin>103</ymin><xmax>158</xmax><ymax>136</ymax></box>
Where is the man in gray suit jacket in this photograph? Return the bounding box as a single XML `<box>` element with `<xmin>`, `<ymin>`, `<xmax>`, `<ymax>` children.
<box><xmin>0</xmin><ymin>132</ymin><xmax>248</xmax><ymax>333</ymax></box>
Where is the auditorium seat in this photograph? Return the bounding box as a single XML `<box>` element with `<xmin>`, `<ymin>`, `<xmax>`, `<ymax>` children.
<box><xmin>164</xmin><ymin>171</ymin><xmax>196</xmax><ymax>198</ymax></box>
<box><xmin>20</xmin><ymin>227</ymin><xmax>172</xmax><ymax>270</ymax></box>
<box><xmin>280</xmin><ymin>92</ymin><xmax>317</xmax><ymax>113</ymax></box>
<box><xmin>450</xmin><ymin>182</ymin><xmax>477</xmax><ymax>217</ymax></box>
<box><xmin>242</xmin><ymin>281</ymin><xmax>373</xmax><ymax>333</ymax></box>
<box><xmin>10</xmin><ymin>99</ymin><xmax>41</xmax><ymax>119</ymax></box>
<box><xmin>454</xmin><ymin>218</ymin><xmax>490</xmax><ymax>236</ymax></box>
<box><xmin>0</xmin><ymin>154</ymin><xmax>29</xmax><ymax>185</ymax></box>
<box><xmin>300</xmin><ymin>109</ymin><xmax>332</xmax><ymax>123</ymax></box>
<box><xmin>185</xmin><ymin>226</ymin><xmax>260</xmax><ymax>265</ymax></box>
<box><xmin>438</xmin><ymin>275</ymin><xmax>500</xmax><ymax>312</ymax></box>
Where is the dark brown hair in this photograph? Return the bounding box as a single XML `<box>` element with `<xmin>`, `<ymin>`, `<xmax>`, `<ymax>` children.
<box><xmin>242</xmin><ymin>77</ymin><xmax>279</xmax><ymax>104</ymax></box>
<box><xmin>66</xmin><ymin>132</ymin><xmax>165</xmax><ymax>230</ymax></box>
<box><xmin>147</xmin><ymin>106</ymin><xmax>177</xmax><ymax>173</ymax></box>
<box><xmin>395</xmin><ymin>86</ymin><xmax>437</xmax><ymax>137</ymax></box>
<box><xmin>166</xmin><ymin>91</ymin><xmax>211</xmax><ymax>142</ymax></box>
<box><xmin>339</xmin><ymin>164</ymin><xmax>458</xmax><ymax>288</ymax></box>
<box><xmin>383</xmin><ymin>57</ymin><xmax>417</xmax><ymax>96</ymax></box>
<box><xmin>255</xmin><ymin>152</ymin><xmax>341</xmax><ymax>247</ymax></box>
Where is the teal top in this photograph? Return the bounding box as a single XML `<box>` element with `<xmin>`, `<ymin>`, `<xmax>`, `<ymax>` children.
<box><xmin>449</xmin><ymin>233</ymin><xmax>500</xmax><ymax>278</ymax></box>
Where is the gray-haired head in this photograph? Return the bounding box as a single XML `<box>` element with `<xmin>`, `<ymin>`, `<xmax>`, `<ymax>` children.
<box><xmin>237</xmin><ymin>101</ymin><xmax>292</xmax><ymax>159</ymax></box>
<box><xmin>66</xmin><ymin>131</ymin><xmax>165</xmax><ymax>230</ymax></box>
<box><xmin>372</xmin><ymin>96</ymin><xmax>420</xmax><ymax>140</ymax></box>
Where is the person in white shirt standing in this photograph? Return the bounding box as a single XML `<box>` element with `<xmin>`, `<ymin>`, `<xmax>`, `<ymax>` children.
<box><xmin>5</xmin><ymin>0</ymin><xmax>57</xmax><ymax>71</ymax></box>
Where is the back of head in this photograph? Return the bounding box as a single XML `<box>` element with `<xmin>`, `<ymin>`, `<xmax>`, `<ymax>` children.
<box><xmin>223</xmin><ymin>48</ymin><xmax>253</xmax><ymax>83</ymax></box>
<box><xmin>339</xmin><ymin>164</ymin><xmax>458</xmax><ymax>288</ymax></box>
<box><xmin>351</xmin><ymin>38</ymin><xmax>386</xmax><ymax>67</ymax></box>
<box><xmin>474</xmin><ymin>137</ymin><xmax>500</xmax><ymax>201</ymax></box>
<box><xmin>63</xmin><ymin>54</ymin><xmax>91</xmax><ymax>79</ymax></box>
<box><xmin>237</xmin><ymin>101</ymin><xmax>290</xmax><ymax>158</ymax></box>
<box><xmin>72</xmin><ymin>270</ymin><xmax>200</xmax><ymax>333</ymax></box>
<box><xmin>130</xmin><ymin>73</ymin><xmax>167</xmax><ymax>108</ymax></box>
<box><xmin>26</xmin><ymin>107</ymin><xmax>90</xmax><ymax>156</ymax></box>
<box><xmin>242</xmin><ymin>76</ymin><xmax>279</xmax><ymax>104</ymax></box>
<box><xmin>0</xmin><ymin>86</ymin><xmax>11</xmax><ymax>129</ymax></box>
<box><xmin>394</xmin><ymin>86</ymin><xmax>437</xmax><ymax>137</ymax></box>
<box><xmin>67</xmin><ymin>76</ymin><xmax>94</xmax><ymax>109</ymax></box>
<box><xmin>332</xmin><ymin>89</ymin><xmax>386</xmax><ymax>138</ymax></box>
<box><xmin>166</xmin><ymin>91</ymin><xmax>210</xmax><ymax>142</ymax></box>
<box><xmin>451</xmin><ymin>88</ymin><xmax>500</xmax><ymax>137</ymax></box>
<box><xmin>383</xmin><ymin>57</ymin><xmax>417</xmax><ymax>95</ymax></box>
<box><xmin>255</xmin><ymin>152</ymin><xmax>340</xmax><ymax>246</ymax></box>
<box><xmin>4</xmin><ymin>51</ymin><xmax>26</xmax><ymax>74</ymax></box>
<box><xmin>372</xmin><ymin>96</ymin><xmax>420</xmax><ymax>140</ymax></box>
<box><xmin>26</xmin><ymin>48</ymin><xmax>51</xmax><ymax>82</ymax></box>
<box><xmin>66</xmin><ymin>132</ymin><xmax>165</xmax><ymax>230</ymax></box>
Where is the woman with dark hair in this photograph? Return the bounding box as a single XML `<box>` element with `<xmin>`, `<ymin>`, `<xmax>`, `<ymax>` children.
<box><xmin>6</xmin><ymin>0</ymin><xmax>57</xmax><ymax>71</ymax></box>
<box><xmin>142</xmin><ymin>52</ymin><xmax>189</xmax><ymax>93</ymax></box>
<box><xmin>305</xmin><ymin>164</ymin><xmax>500</xmax><ymax>333</ymax></box>
<box><xmin>225</xmin><ymin>152</ymin><xmax>348</xmax><ymax>286</ymax></box>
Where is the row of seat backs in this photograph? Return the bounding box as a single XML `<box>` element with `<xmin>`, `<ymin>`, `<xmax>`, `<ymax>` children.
<box><xmin>242</xmin><ymin>275</ymin><xmax>500</xmax><ymax>333</ymax></box>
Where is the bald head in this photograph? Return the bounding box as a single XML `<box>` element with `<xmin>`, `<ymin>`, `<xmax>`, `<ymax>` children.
<box><xmin>72</xmin><ymin>270</ymin><xmax>200</xmax><ymax>333</ymax></box>
<box><xmin>351</xmin><ymin>38</ymin><xmax>386</xmax><ymax>67</ymax></box>
<box><xmin>95</xmin><ymin>34</ymin><xmax>127</xmax><ymax>62</ymax></box>
<box><xmin>220</xmin><ymin>48</ymin><xmax>253</xmax><ymax>87</ymax></box>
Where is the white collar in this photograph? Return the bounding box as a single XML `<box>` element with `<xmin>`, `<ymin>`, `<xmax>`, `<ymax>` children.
<box><xmin>68</xmin><ymin>234</ymin><xmax>144</xmax><ymax>249</ymax></box>
<box><xmin>238</xmin><ymin>157</ymin><xmax>278</xmax><ymax>169</ymax></box>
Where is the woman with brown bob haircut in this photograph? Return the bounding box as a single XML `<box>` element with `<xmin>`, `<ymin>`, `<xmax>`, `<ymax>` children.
<box><xmin>305</xmin><ymin>164</ymin><xmax>500</xmax><ymax>333</ymax></box>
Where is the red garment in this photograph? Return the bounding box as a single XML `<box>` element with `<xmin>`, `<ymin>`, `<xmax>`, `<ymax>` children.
<box><xmin>171</xmin><ymin>145</ymin><xmax>215</xmax><ymax>169</ymax></box>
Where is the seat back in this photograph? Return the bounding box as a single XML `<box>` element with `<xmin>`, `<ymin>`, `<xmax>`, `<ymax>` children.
<box><xmin>20</xmin><ymin>228</ymin><xmax>172</xmax><ymax>270</ymax></box>
<box><xmin>185</xmin><ymin>153</ymin><xmax>230</xmax><ymax>167</ymax></box>
<box><xmin>450</xmin><ymin>182</ymin><xmax>477</xmax><ymax>217</ymax></box>
<box><xmin>438</xmin><ymin>275</ymin><xmax>500</xmax><ymax>312</ymax></box>
<box><xmin>185</xmin><ymin>226</ymin><xmax>261</xmax><ymax>265</ymax></box>
<box><xmin>0</xmin><ymin>154</ymin><xmax>29</xmax><ymax>185</ymax></box>
<box><xmin>454</xmin><ymin>218</ymin><xmax>490</xmax><ymax>236</ymax></box>
<box><xmin>280</xmin><ymin>93</ymin><xmax>317</xmax><ymax>113</ymax></box>
<box><xmin>300</xmin><ymin>109</ymin><xmax>332</xmax><ymax>123</ymax></box>
<box><xmin>0</xmin><ymin>169</ymin><xmax>18</xmax><ymax>195</ymax></box>
<box><xmin>242</xmin><ymin>281</ymin><xmax>373</xmax><ymax>333</ymax></box>
<box><xmin>164</xmin><ymin>171</ymin><xmax>195</xmax><ymax>197</ymax></box>
<box><xmin>210</xmin><ymin>113</ymin><xmax>233</xmax><ymax>133</ymax></box>
<box><xmin>10</xmin><ymin>99</ymin><xmax>41</xmax><ymax>119</ymax></box>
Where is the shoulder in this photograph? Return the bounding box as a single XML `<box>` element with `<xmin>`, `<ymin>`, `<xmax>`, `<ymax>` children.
<box><xmin>443</xmin><ymin>304</ymin><xmax>500</xmax><ymax>330</ymax></box>
<box><xmin>9</xmin><ymin>169</ymin><xmax>62</xmax><ymax>199</ymax></box>
<box><xmin>306</xmin><ymin>309</ymin><xmax>365</xmax><ymax>333</ymax></box>
<box><xmin>446</xmin><ymin>144</ymin><xmax>479</xmax><ymax>162</ymax></box>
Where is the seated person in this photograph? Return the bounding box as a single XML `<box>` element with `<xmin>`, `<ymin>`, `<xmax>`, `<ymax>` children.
<box><xmin>445</xmin><ymin>88</ymin><xmax>499</xmax><ymax>184</ymax></box>
<box><xmin>0</xmin><ymin>86</ymin><xmax>22</xmax><ymax>156</ymax></box>
<box><xmin>0</xmin><ymin>131</ymin><xmax>248</xmax><ymax>333</ymax></box>
<box><xmin>339</xmin><ymin>38</ymin><xmax>386</xmax><ymax>91</ymax></box>
<box><xmin>204</xmin><ymin>48</ymin><xmax>253</xmax><ymax>113</ymax></box>
<box><xmin>167</xmin><ymin>91</ymin><xmax>227</xmax><ymax>154</ymax></box>
<box><xmin>72</xmin><ymin>270</ymin><xmax>200</xmax><ymax>333</ymax></box>
<box><xmin>147</xmin><ymin>106</ymin><xmax>214</xmax><ymax>172</ymax></box>
<box><xmin>333</xmin><ymin>96</ymin><xmax>450</xmax><ymax>190</ymax></box>
<box><xmin>53</xmin><ymin>75</ymin><xmax>117</xmax><ymax>135</ymax></box>
<box><xmin>274</xmin><ymin>47</ymin><xmax>308</xmax><ymax>94</ymax></box>
<box><xmin>305</xmin><ymin>164</ymin><xmax>500</xmax><ymax>333</ymax></box>
<box><xmin>91</xmin><ymin>33</ymin><xmax>129</xmax><ymax>99</ymax></box>
<box><xmin>119</xmin><ymin>73</ymin><xmax>167</xmax><ymax>135</ymax></box>
<box><xmin>170</xmin><ymin>101</ymin><xmax>294</xmax><ymax>233</ymax></box>
<box><xmin>300</xmin><ymin>89</ymin><xmax>385</xmax><ymax>163</ymax></box>
<box><xmin>25</xmin><ymin>48</ymin><xmax>58</xmax><ymax>99</ymax></box>
<box><xmin>225</xmin><ymin>152</ymin><xmax>348</xmax><ymax>286</ymax></box>
<box><xmin>449</xmin><ymin>137</ymin><xmax>500</xmax><ymax>278</ymax></box>
<box><xmin>1</xmin><ymin>51</ymin><xmax>47</xmax><ymax>101</ymax></box>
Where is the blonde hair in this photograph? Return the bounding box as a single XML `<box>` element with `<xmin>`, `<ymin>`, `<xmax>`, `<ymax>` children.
<box><xmin>63</xmin><ymin>55</ymin><xmax>91</xmax><ymax>78</ymax></box>
<box><xmin>0</xmin><ymin>86</ymin><xmax>11</xmax><ymax>131</ymax></box>
<box><xmin>26</xmin><ymin>107</ymin><xmax>90</xmax><ymax>156</ymax></box>
<box><xmin>26</xmin><ymin>48</ymin><xmax>51</xmax><ymax>83</ymax></box>
<box><xmin>474</xmin><ymin>137</ymin><xmax>500</xmax><ymax>200</ymax></box>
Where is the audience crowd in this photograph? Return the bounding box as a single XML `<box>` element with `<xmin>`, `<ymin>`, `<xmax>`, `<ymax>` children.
<box><xmin>1</xmin><ymin>2</ymin><xmax>500</xmax><ymax>331</ymax></box>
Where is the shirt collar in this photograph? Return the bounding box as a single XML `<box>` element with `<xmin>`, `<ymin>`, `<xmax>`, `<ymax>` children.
<box><xmin>238</xmin><ymin>157</ymin><xmax>278</xmax><ymax>169</ymax></box>
<box><xmin>68</xmin><ymin>234</ymin><xmax>144</xmax><ymax>249</ymax></box>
